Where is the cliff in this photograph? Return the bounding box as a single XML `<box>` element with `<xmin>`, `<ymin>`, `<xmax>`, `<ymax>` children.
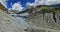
<box><xmin>22</xmin><ymin>5</ymin><xmax>60</xmax><ymax>32</ymax></box>
<box><xmin>0</xmin><ymin>3</ymin><xmax>8</xmax><ymax>12</ymax></box>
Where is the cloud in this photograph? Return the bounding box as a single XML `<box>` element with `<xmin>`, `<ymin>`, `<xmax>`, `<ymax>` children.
<box><xmin>0</xmin><ymin>0</ymin><xmax>8</xmax><ymax>8</ymax></box>
<box><xmin>8</xmin><ymin>8</ymin><xmax>12</xmax><ymax>10</ymax></box>
<box><xmin>44</xmin><ymin>0</ymin><xmax>60</xmax><ymax>5</ymax></box>
<box><xmin>26</xmin><ymin>2</ymin><xmax>34</xmax><ymax>6</ymax></box>
<box><xmin>11</xmin><ymin>3</ymin><xmax>13</xmax><ymax>5</ymax></box>
<box><xmin>26</xmin><ymin>0</ymin><xmax>60</xmax><ymax>7</ymax></box>
<box><xmin>12</xmin><ymin>2</ymin><xmax>24</xmax><ymax>11</ymax></box>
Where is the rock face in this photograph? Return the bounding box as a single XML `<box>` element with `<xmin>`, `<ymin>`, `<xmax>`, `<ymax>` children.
<box><xmin>0</xmin><ymin>3</ymin><xmax>22</xmax><ymax>32</ymax></box>
<box><xmin>55</xmin><ymin>14</ymin><xmax>60</xmax><ymax>25</ymax></box>
<box><xmin>0</xmin><ymin>3</ymin><xmax>8</xmax><ymax>12</ymax></box>
<box><xmin>0</xmin><ymin>3</ymin><xmax>26</xmax><ymax>32</ymax></box>
<box><xmin>25</xmin><ymin>11</ymin><xmax>60</xmax><ymax>30</ymax></box>
<box><xmin>0</xmin><ymin>3</ymin><xmax>60</xmax><ymax>32</ymax></box>
<box><xmin>0</xmin><ymin>9</ymin><xmax>24</xmax><ymax>32</ymax></box>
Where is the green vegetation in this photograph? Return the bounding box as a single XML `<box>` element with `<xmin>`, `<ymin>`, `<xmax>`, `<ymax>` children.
<box><xmin>41</xmin><ymin>7</ymin><xmax>60</xmax><ymax>13</ymax></box>
<box><xmin>27</xmin><ymin>5</ymin><xmax>60</xmax><ymax>14</ymax></box>
<box><xmin>9</xmin><ymin>10</ymin><xmax>19</xmax><ymax>13</ymax></box>
<box><xmin>37</xmin><ymin>6</ymin><xmax>60</xmax><ymax>14</ymax></box>
<box><xmin>54</xmin><ymin>8</ymin><xmax>60</xmax><ymax>13</ymax></box>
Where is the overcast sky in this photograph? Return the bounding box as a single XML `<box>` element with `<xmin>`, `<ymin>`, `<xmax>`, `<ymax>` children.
<box><xmin>0</xmin><ymin>0</ymin><xmax>60</xmax><ymax>11</ymax></box>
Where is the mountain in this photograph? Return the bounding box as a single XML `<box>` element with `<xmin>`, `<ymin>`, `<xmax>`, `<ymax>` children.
<box><xmin>50</xmin><ymin>4</ymin><xmax>60</xmax><ymax>8</ymax></box>
<box><xmin>15</xmin><ymin>4</ymin><xmax>60</xmax><ymax>14</ymax></box>
<box><xmin>0</xmin><ymin>9</ymin><xmax>23</xmax><ymax>32</ymax></box>
<box><xmin>0</xmin><ymin>3</ymin><xmax>8</xmax><ymax>12</ymax></box>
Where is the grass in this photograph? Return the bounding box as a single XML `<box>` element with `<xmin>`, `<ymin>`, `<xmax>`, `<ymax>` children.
<box><xmin>40</xmin><ymin>7</ymin><xmax>60</xmax><ymax>14</ymax></box>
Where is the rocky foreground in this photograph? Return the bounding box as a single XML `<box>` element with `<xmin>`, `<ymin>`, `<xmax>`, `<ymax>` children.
<box><xmin>25</xmin><ymin>11</ymin><xmax>60</xmax><ymax>32</ymax></box>
<box><xmin>0</xmin><ymin>9</ymin><xmax>27</xmax><ymax>32</ymax></box>
<box><xmin>0</xmin><ymin>9</ymin><xmax>60</xmax><ymax>32</ymax></box>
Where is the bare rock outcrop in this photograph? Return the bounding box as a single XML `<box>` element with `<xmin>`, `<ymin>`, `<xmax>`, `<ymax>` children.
<box><xmin>25</xmin><ymin>11</ymin><xmax>60</xmax><ymax>30</ymax></box>
<box><xmin>0</xmin><ymin>9</ymin><xmax>25</xmax><ymax>32</ymax></box>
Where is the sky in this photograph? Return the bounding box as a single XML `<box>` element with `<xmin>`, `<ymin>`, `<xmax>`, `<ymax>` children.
<box><xmin>0</xmin><ymin>0</ymin><xmax>60</xmax><ymax>11</ymax></box>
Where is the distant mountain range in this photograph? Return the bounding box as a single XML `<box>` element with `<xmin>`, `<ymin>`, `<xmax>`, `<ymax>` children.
<box><xmin>50</xmin><ymin>4</ymin><xmax>60</xmax><ymax>8</ymax></box>
<box><xmin>37</xmin><ymin>4</ymin><xmax>60</xmax><ymax>8</ymax></box>
<box><xmin>15</xmin><ymin>4</ymin><xmax>60</xmax><ymax>14</ymax></box>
